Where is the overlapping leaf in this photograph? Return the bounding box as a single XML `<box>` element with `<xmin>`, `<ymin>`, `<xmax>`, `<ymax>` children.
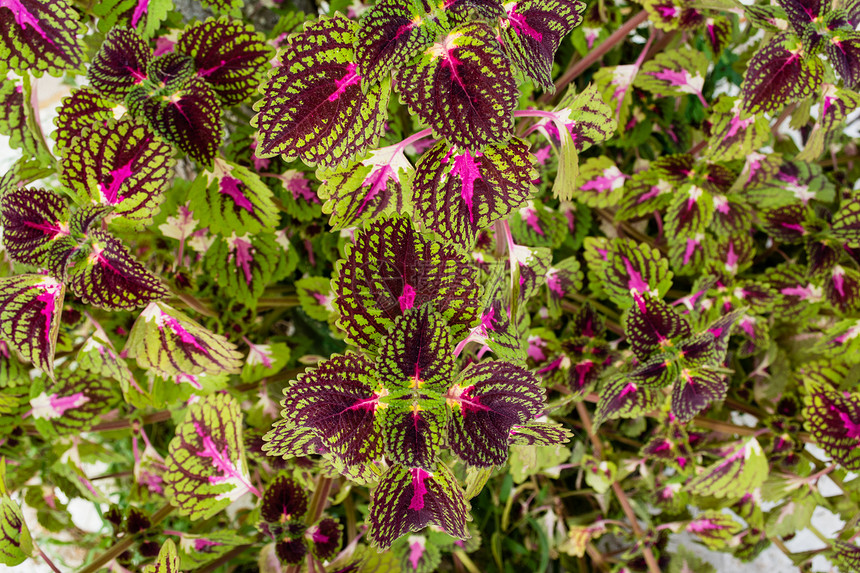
<box><xmin>500</xmin><ymin>0</ymin><xmax>587</xmax><ymax>89</ymax></box>
<box><xmin>165</xmin><ymin>394</ymin><xmax>257</xmax><ymax>520</ymax></box>
<box><xmin>686</xmin><ymin>438</ymin><xmax>768</xmax><ymax>497</ymax></box>
<box><xmin>0</xmin><ymin>187</ymin><xmax>70</xmax><ymax>267</ymax></box>
<box><xmin>254</xmin><ymin>15</ymin><xmax>389</xmax><ymax>167</ymax></box>
<box><xmin>92</xmin><ymin>0</ymin><xmax>173</xmax><ymax>39</ymax></box>
<box><xmin>803</xmin><ymin>381</ymin><xmax>860</xmax><ymax>469</ymax></box>
<box><xmin>574</xmin><ymin>156</ymin><xmax>625</xmax><ymax>207</ymax></box>
<box><xmin>52</xmin><ymin>87</ymin><xmax>116</xmax><ymax>154</ymax></box>
<box><xmin>0</xmin><ymin>274</ymin><xmax>64</xmax><ymax>377</ymax></box>
<box><xmin>87</xmin><ymin>27</ymin><xmax>151</xmax><ymax>101</ymax></box>
<box><xmin>706</xmin><ymin>96</ymin><xmax>770</xmax><ymax>162</ymax></box>
<box><xmin>396</xmin><ymin>22</ymin><xmax>518</xmax><ymax>150</ymax></box>
<box><xmin>60</xmin><ymin>117</ymin><xmax>174</xmax><ymax>229</ymax></box>
<box><xmin>142</xmin><ymin>539</ymin><xmax>179</xmax><ymax>573</ymax></box>
<box><xmin>636</xmin><ymin>47</ymin><xmax>709</xmax><ymax>106</ymax></box>
<box><xmin>176</xmin><ymin>17</ymin><xmax>272</xmax><ymax>106</ymax></box>
<box><xmin>414</xmin><ymin>137</ymin><xmax>535</xmax><ymax>247</ymax></box>
<box><xmin>0</xmin><ymin>0</ymin><xmax>86</xmax><ymax>76</ymax></box>
<box><xmin>671</xmin><ymin>367</ymin><xmax>728</xmax><ymax>422</ymax></box>
<box><xmin>741</xmin><ymin>32</ymin><xmax>823</xmax><ymax>114</ymax></box>
<box><xmin>368</xmin><ymin>463</ymin><xmax>469</xmax><ymax>550</ymax></box>
<box><xmin>125</xmin><ymin>301</ymin><xmax>244</xmax><ymax>379</ymax></box>
<box><xmin>585</xmin><ymin>237</ymin><xmax>673</xmax><ymax>308</ymax></box>
<box><xmin>333</xmin><ymin>216</ymin><xmax>480</xmax><ymax>350</ymax></box>
<box><xmin>594</xmin><ymin>375</ymin><xmax>661</xmax><ymax>427</ymax></box>
<box><xmin>28</xmin><ymin>368</ymin><xmax>117</xmax><ymax>435</ymax></box>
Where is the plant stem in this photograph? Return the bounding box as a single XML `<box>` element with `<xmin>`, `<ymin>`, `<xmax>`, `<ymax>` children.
<box><xmin>37</xmin><ymin>546</ymin><xmax>62</xmax><ymax>573</ymax></box>
<box><xmin>575</xmin><ymin>402</ymin><xmax>661</xmax><ymax>573</ymax></box>
<box><xmin>78</xmin><ymin>504</ymin><xmax>174</xmax><ymax>573</ymax></box>
<box><xmin>197</xmin><ymin>544</ymin><xmax>253</xmax><ymax>573</ymax></box>
<box><xmin>539</xmin><ymin>10</ymin><xmax>649</xmax><ymax>104</ymax></box>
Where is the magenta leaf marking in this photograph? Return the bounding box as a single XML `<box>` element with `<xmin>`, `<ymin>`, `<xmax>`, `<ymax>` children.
<box><xmin>220</xmin><ymin>176</ymin><xmax>255</xmax><ymax>213</ymax></box>
<box><xmin>622</xmin><ymin>256</ymin><xmax>650</xmax><ymax>293</ymax></box>
<box><xmin>159</xmin><ymin>312</ymin><xmax>209</xmax><ymax>355</ymax></box>
<box><xmin>408</xmin><ymin>537</ymin><xmax>425</xmax><ymax>570</ymax></box>
<box><xmin>229</xmin><ymin>236</ymin><xmax>255</xmax><ymax>285</ymax></box>
<box><xmin>1</xmin><ymin>0</ymin><xmax>50</xmax><ymax>41</ymax></box>
<box><xmin>399</xmin><ymin>283</ymin><xmax>417</xmax><ymax>312</ymax></box>
<box><xmin>507</xmin><ymin>3</ymin><xmax>544</xmax><ymax>41</ymax></box>
<box><xmin>329</xmin><ymin>62</ymin><xmax>362</xmax><ymax>102</ymax></box>
<box><xmin>358</xmin><ymin>164</ymin><xmax>395</xmax><ymax>215</ymax></box>
<box><xmin>194</xmin><ymin>421</ymin><xmax>260</xmax><ymax>496</ymax></box>
<box><xmin>99</xmin><ymin>163</ymin><xmax>135</xmax><ymax>204</ymax></box>
<box><xmin>651</xmin><ymin>68</ymin><xmax>692</xmax><ymax>87</ymax></box>
<box><xmin>28</xmin><ymin>391</ymin><xmax>90</xmax><ymax>420</ymax></box>
<box><xmin>449</xmin><ymin>150</ymin><xmax>482</xmax><ymax>223</ymax></box>
<box><xmin>35</xmin><ymin>281</ymin><xmax>62</xmax><ymax>348</ymax></box>
<box><xmin>725</xmin><ymin>115</ymin><xmax>753</xmax><ymax>138</ymax></box>
<box><xmin>408</xmin><ymin>467</ymin><xmax>430</xmax><ymax>511</ymax></box>
<box><xmin>131</xmin><ymin>0</ymin><xmax>149</xmax><ymax>27</ymax></box>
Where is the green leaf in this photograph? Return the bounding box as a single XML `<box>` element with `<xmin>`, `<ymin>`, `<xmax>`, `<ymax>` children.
<box><xmin>28</xmin><ymin>369</ymin><xmax>118</xmax><ymax>436</ymax></box>
<box><xmin>0</xmin><ymin>274</ymin><xmax>64</xmax><ymax>378</ymax></box>
<box><xmin>573</xmin><ymin>156</ymin><xmax>625</xmax><ymax>207</ymax></box>
<box><xmin>164</xmin><ymin>393</ymin><xmax>258</xmax><ymax>520</ymax></box>
<box><xmin>685</xmin><ymin>510</ymin><xmax>742</xmax><ymax>550</ymax></box>
<box><xmin>143</xmin><ymin>539</ymin><xmax>180</xmax><ymax>573</ymax></box>
<box><xmin>635</xmin><ymin>47</ymin><xmax>709</xmax><ymax>106</ymax></box>
<box><xmin>669</xmin><ymin>545</ymin><xmax>716</xmax><ymax>573</ymax></box>
<box><xmin>93</xmin><ymin>0</ymin><xmax>174</xmax><ymax>38</ymax></box>
<box><xmin>203</xmin><ymin>232</ymin><xmax>283</xmax><ymax>305</ymax></box>
<box><xmin>0</xmin><ymin>460</ymin><xmax>33</xmax><ymax>566</ymax></box>
<box><xmin>295</xmin><ymin>277</ymin><xmax>336</xmax><ymax>322</ymax></box>
<box><xmin>687</xmin><ymin>438</ymin><xmax>768</xmax><ymax>498</ymax></box>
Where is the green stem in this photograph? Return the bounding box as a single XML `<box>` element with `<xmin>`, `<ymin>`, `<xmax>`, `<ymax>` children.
<box><xmin>196</xmin><ymin>544</ymin><xmax>253</xmax><ymax>573</ymax></box>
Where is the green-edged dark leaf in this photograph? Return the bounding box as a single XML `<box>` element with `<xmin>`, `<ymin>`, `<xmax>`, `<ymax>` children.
<box><xmin>0</xmin><ymin>76</ymin><xmax>32</xmax><ymax>152</ymax></box>
<box><xmin>447</xmin><ymin>360</ymin><xmax>544</xmax><ymax>467</ymax></box>
<box><xmin>686</xmin><ymin>438</ymin><xmax>768</xmax><ymax>498</ymax></box>
<box><xmin>165</xmin><ymin>393</ymin><xmax>257</xmax><ymax>520</ymax></box>
<box><xmin>67</xmin><ymin>230</ymin><xmax>168</xmax><ymax>310</ymax></box>
<box><xmin>803</xmin><ymin>381</ymin><xmax>860</xmax><ymax>469</ymax></box>
<box><xmin>508</xmin><ymin>422</ymin><xmax>571</xmax><ymax>446</ymax></box>
<box><xmin>544</xmin><ymin>84</ymin><xmax>617</xmax><ymax>154</ymax></box>
<box><xmin>414</xmin><ymin>137</ymin><xmax>535</xmax><ymax>248</ymax></box>
<box><xmin>189</xmin><ymin>158</ymin><xmax>278</xmax><ymax>235</ymax></box>
<box><xmin>546</xmin><ymin>257</ymin><xmax>583</xmax><ymax>318</ymax></box>
<box><xmin>125</xmin><ymin>301</ymin><xmax>244</xmax><ymax>379</ymax></box>
<box><xmin>176</xmin><ymin>17</ymin><xmax>273</xmax><ymax>106</ymax></box>
<box><xmin>382</xmin><ymin>402</ymin><xmax>447</xmax><ymax>471</ymax></box>
<box><xmin>262</xmin><ymin>417</ymin><xmax>328</xmax><ymax>459</ymax></box>
<box><xmin>665</xmin><ymin>184</ymin><xmax>714</xmax><ymax>238</ymax></box>
<box><xmin>706</xmin><ymin>96</ymin><xmax>770</xmax><ymax>162</ymax></box>
<box><xmin>333</xmin><ymin>216</ymin><xmax>480</xmax><ymax>350</ymax></box>
<box><xmin>744</xmin><ymin>4</ymin><xmax>789</xmax><ymax>31</ymax></box>
<box><xmin>800</xmin><ymin>85</ymin><xmax>860</xmax><ymax>160</ymax></box>
<box><xmin>776</xmin><ymin>0</ymin><xmax>825</xmax><ymax>33</ymax></box>
<box><xmin>376</xmin><ymin>306</ymin><xmax>455</xmax><ymax>392</ymax></box>
<box><xmin>283</xmin><ymin>353</ymin><xmax>384</xmax><ymax>466</ymax></box>
<box><xmin>354</xmin><ymin>0</ymin><xmax>441</xmax><ymax>85</ymax></box>
<box><xmin>685</xmin><ymin>511</ymin><xmax>743</xmax><ymax>550</ymax></box>
<box><xmin>368</xmin><ymin>463</ymin><xmax>469</xmax><ymax>550</ymax></box>
<box><xmin>52</xmin><ymin>87</ymin><xmax>116</xmax><ymax>154</ymax></box>
<box><xmin>741</xmin><ymin>33</ymin><xmax>823</xmax><ymax>114</ymax></box>
<box><xmin>594</xmin><ymin>374</ymin><xmax>660</xmax><ymax>427</ymax></box>
<box><xmin>746</xmin><ymin>160</ymin><xmax>834</xmax><ymax>207</ymax></box>
<box><xmin>309</xmin><ymin>518</ymin><xmax>342</xmax><ymax>560</ymax></box>
<box><xmin>142</xmin><ymin>539</ymin><xmax>179</xmax><ymax>573</ymax></box>
<box><xmin>87</xmin><ymin>27</ymin><xmax>151</xmax><ymax>101</ymax></box>
<box><xmin>395</xmin><ymin>22</ymin><xmax>517</xmax><ymax>151</ymax></box>
<box><xmin>624</xmin><ymin>293</ymin><xmax>692</xmax><ymax>359</ymax></box>
<box><xmin>832</xmin><ymin>193</ymin><xmax>860</xmax><ymax>247</ymax></box>
<box><xmin>826</xmin><ymin>264</ymin><xmax>860</xmax><ymax>314</ymax></box>
<box><xmin>827</xmin><ymin>30</ymin><xmax>860</xmax><ymax>88</ymax></box>
<box><xmin>0</xmin><ymin>186</ymin><xmax>70</xmax><ymax>266</ymax></box>
<box><xmin>28</xmin><ymin>368</ymin><xmax>117</xmax><ymax>435</ymax></box>
<box><xmin>146</xmin><ymin>52</ymin><xmax>195</xmax><ymax>92</ymax></box>
<box><xmin>617</xmin><ymin>170</ymin><xmax>674</xmax><ymax>220</ymax></box>
<box><xmin>254</xmin><ymin>15</ymin><xmax>389</xmax><ymax>167</ymax></box>
<box><xmin>635</xmin><ymin>47</ymin><xmax>708</xmax><ymax>105</ymax></box>
<box><xmin>0</xmin><ymin>461</ymin><xmax>33</xmax><ymax>566</ymax></box>
<box><xmin>765</xmin><ymin>262</ymin><xmax>825</xmax><ymax>321</ymax></box>
<box><xmin>573</xmin><ymin>156</ymin><xmax>625</xmax><ymax>208</ymax></box>
<box><xmin>70</xmin><ymin>205</ymin><xmax>113</xmax><ymax>236</ymax></box>
<box><xmin>59</xmin><ymin>117</ymin><xmax>174</xmax><ymax>230</ymax></box>
<box><xmin>203</xmin><ymin>232</ymin><xmax>282</xmax><ymax>304</ymax></box>
<box><xmin>0</xmin><ymin>0</ymin><xmax>85</xmax><ymax>76</ymax></box>
<box><xmin>0</xmin><ymin>274</ymin><xmax>64</xmax><ymax>377</ymax></box>
<box><xmin>92</xmin><ymin>0</ymin><xmax>173</xmax><ymax>39</ymax></box>
<box><xmin>317</xmin><ymin>142</ymin><xmax>414</xmax><ymax>230</ymax></box>
<box><xmin>500</xmin><ymin>0</ymin><xmax>586</xmax><ymax>89</ymax></box>
<box><xmin>142</xmin><ymin>77</ymin><xmax>223</xmax><ymax>166</ymax></box>
<box><xmin>671</xmin><ymin>368</ymin><xmax>727</xmax><ymax>422</ymax></box>
<box><xmin>831</xmin><ymin>540</ymin><xmax>860</xmax><ymax>571</ymax></box>
<box><xmin>644</xmin><ymin>0</ymin><xmax>704</xmax><ymax>31</ymax></box>
<box><xmin>586</xmin><ymin>237</ymin><xmax>674</xmax><ymax>308</ymax></box>
<box><xmin>199</xmin><ymin>0</ymin><xmax>240</xmax><ymax>16</ymax></box>
<box><xmin>260</xmin><ymin>474</ymin><xmax>308</xmax><ymax>523</ymax></box>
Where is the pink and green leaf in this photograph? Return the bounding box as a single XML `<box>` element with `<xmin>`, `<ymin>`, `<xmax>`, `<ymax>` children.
<box><xmin>0</xmin><ymin>0</ymin><xmax>86</xmax><ymax>76</ymax></box>
<box><xmin>0</xmin><ymin>186</ymin><xmax>70</xmax><ymax>267</ymax></box>
<box><xmin>0</xmin><ymin>274</ymin><xmax>64</xmax><ymax>377</ymax></box>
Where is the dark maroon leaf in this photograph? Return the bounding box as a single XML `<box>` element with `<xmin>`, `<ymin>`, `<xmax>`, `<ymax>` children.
<box><xmin>67</xmin><ymin>229</ymin><xmax>168</xmax><ymax>310</ymax></box>
<box><xmin>447</xmin><ymin>361</ymin><xmax>545</xmax><ymax>467</ymax></box>
<box><xmin>624</xmin><ymin>294</ymin><xmax>692</xmax><ymax>360</ymax></box>
<box><xmin>827</xmin><ymin>30</ymin><xmax>860</xmax><ymax>89</ymax></box>
<box><xmin>87</xmin><ymin>27</ymin><xmax>151</xmax><ymax>101</ymax></box>
<box><xmin>53</xmin><ymin>87</ymin><xmax>115</xmax><ymax>154</ymax></box>
<box><xmin>260</xmin><ymin>474</ymin><xmax>308</xmax><ymax>523</ymax></box>
<box><xmin>671</xmin><ymin>368</ymin><xmax>727</xmax><ymax>422</ymax></box>
<box><xmin>0</xmin><ymin>187</ymin><xmax>70</xmax><ymax>267</ymax></box>
<box><xmin>0</xmin><ymin>0</ymin><xmax>86</xmax><ymax>76</ymax></box>
<box><xmin>146</xmin><ymin>52</ymin><xmax>196</xmax><ymax>92</ymax></box>
<box><xmin>825</xmin><ymin>265</ymin><xmax>860</xmax><ymax>314</ymax></box>
<box><xmin>776</xmin><ymin>0</ymin><xmax>826</xmax><ymax>34</ymax></box>
<box><xmin>741</xmin><ymin>33</ymin><xmax>824</xmax><ymax>114</ymax></box>
<box><xmin>500</xmin><ymin>0</ymin><xmax>587</xmax><ymax>89</ymax></box>
<box><xmin>803</xmin><ymin>381</ymin><xmax>860</xmax><ymax>469</ymax></box>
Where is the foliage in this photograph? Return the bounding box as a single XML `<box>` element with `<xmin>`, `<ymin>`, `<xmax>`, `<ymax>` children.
<box><xmin>2</xmin><ymin>0</ymin><xmax>860</xmax><ymax>571</ymax></box>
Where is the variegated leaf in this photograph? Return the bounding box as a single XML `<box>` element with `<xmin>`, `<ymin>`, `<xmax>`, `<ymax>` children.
<box><xmin>189</xmin><ymin>158</ymin><xmax>279</xmax><ymax>236</ymax></box>
<box><xmin>0</xmin><ymin>0</ymin><xmax>86</xmax><ymax>76</ymax></box>
<box><xmin>803</xmin><ymin>380</ymin><xmax>860</xmax><ymax>469</ymax></box>
<box><xmin>636</xmin><ymin>47</ymin><xmax>709</xmax><ymax>106</ymax></box>
<box><xmin>0</xmin><ymin>186</ymin><xmax>70</xmax><ymax>267</ymax></box>
<box><xmin>826</xmin><ymin>29</ymin><xmax>860</xmax><ymax>89</ymax></box>
<box><xmin>333</xmin><ymin>216</ymin><xmax>480</xmax><ymax>350</ymax></box>
<box><xmin>254</xmin><ymin>15</ymin><xmax>389</xmax><ymax>167</ymax></box>
<box><xmin>382</xmin><ymin>402</ymin><xmax>447</xmax><ymax>472</ymax></box>
<box><xmin>259</xmin><ymin>474</ymin><xmax>308</xmax><ymax>523</ymax></box>
<box><xmin>687</xmin><ymin>438</ymin><xmax>768</xmax><ymax>497</ymax></box>
<box><xmin>77</xmin><ymin>326</ymin><xmax>133</xmax><ymax>385</ymax></box>
<box><xmin>52</xmin><ymin>87</ymin><xmax>116</xmax><ymax>154</ymax></box>
<box><xmin>594</xmin><ymin>374</ymin><xmax>661</xmax><ymax>427</ymax></box>
<box><xmin>317</xmin><ymin>142</ymin><xmax>414</xmax><ymax>230</ymax></box>
<box><xmin>395</xmin><ymin>22</ymin><xmax>517</xmax><ymax>151</ymax></box>
<box><xmin>368</xmin><ymin>463</ymin><xmax>469</xmax><ymax>550</ymax></box>
<box><xmin>59</xmin><ymin>117</ymin><xmax>174</xmax><ymax>230</ymax></box>
<box><xmin>87</xmin><ymin>27</ymin><xmax>151</xmax><ymax>101</ymax></box>
<box><xmin>706</xmin><ymin>96</ymin><xmax>770</xmax><ymax>162</ymax></box>
<box><xmin>624</xmin><ymin>293</ymin><xmax>692</xmax><ymax>360</ymax></box>
<box><xmin>800</xmin><ymin>85</ymin><xmax>860</xmax><ymax>160</ymax></box>
<box><xmin>671</xmin><ymin>367</ymin><xmax>727</xmax><ymax>422</ymax></box>
<box><xmin>142</xmin><ymin>539</ymin><xmax>179</xmax><ymax>573</ymax></box>
<box><xmin>176</xmin><ymin>17</ymin><xmax>273</xmax><ymax>106</ymax></box>
<box><xmin>142</xmin><ymin>77</ymin><xmax>223</xmax><ymax>166</ymax></box>
<box><xmin>0</xmin><ymin>460</ymin><xmax>33</xmax><ymax>566</ymax></box>
<box><xmin>832</xmin><ymin>192</ymin><xmax>860</xmax><ymax>247</ymax></box>
<box><xmin>203</xmin><ymin>232</ymin><xmax>282</xmax><ymax>304</ymax></box>
<box><xmin>508</xmin><ymin>422</ymin><xmax>572</xmax><ymax>446</ymax></box>
<box><xmin>500</xmin><ymin>0</ymin><xmax>586</xmax><ymax>89</ymax></box>
<box><xmin>67</xmin><ymin>230</ymin><xmax>168</xmax><ymax>310</ymax></box>
<box><xmin>262</xmin><ymin>417</ymin><xmax>328</xmax><ymax>460</ymax></box>
<box><xmin>573</xmin><ymin>156</ymin><xmax>625</xmax><ymax>207</ymax></box>
<box><xmin>584</xmin><ymin>237</ymin><xmax>674</xmax><ymax>308</ymax></box>
<box><xmin>447</xmin><ymin>361</ymin><xmax>545</xmax><ymax>467</ymax></box>
<box><xmin>28</xmin><ymin>368</ymin><xmax>117</xmax><ymax>435</ymax></box>
<box><xmin>685</xmin><ymin>511</ymin><xmax>743</xmax><ymax>550</ymax></box>
<box><xmin>0</xmin><ymin>76</ymin><xmax>33</xmax><ymax>153</ymax></box>
<box><xmin>165</xmin><ymin>393</ymin><xmax>259</xmax><ymax>520</ymax></box>
<box><xmin>125</xmin><ymin>301</ymin><xmax>244</xmax><ymax>379</ymax></box>
<box><xmin>0</xmin><ymin>274</ymin><xmax>64</xmax><ymax>377</ymax></box>
<box><xmin>92</xmin><ymin>0</ymin><xmax>174</xmax><ymax>39</ymax></box>
<box><xmin>741</xmin><ymin>32</ymin><xmax>823</xmax><ymax>114</ymax></box>
<box><xmin>283</xmin><ymin>353</ymin><xmax>384</xmax><ymax>467</ymax></box>
<box><xmin>414</xmin><ymin>137</ymin><xmax>535</xmax><ymax>248</ymax></box>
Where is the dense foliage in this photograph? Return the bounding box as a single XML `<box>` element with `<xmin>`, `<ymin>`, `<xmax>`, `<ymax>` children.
<box><xmin>2</xmin><ymin>0</ymin><xmax>860</xmax><ymax>571</ymax></box>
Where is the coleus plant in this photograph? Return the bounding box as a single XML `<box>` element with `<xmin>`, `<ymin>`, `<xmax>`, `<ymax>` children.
<box><xmin>3</xmin><ymin>0</ymin><xmax>860</xmax><ymax>571</ymax></box>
